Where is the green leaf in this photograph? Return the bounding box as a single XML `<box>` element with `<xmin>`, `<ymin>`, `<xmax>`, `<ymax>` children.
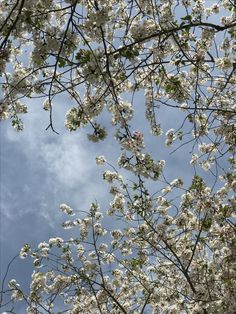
<box><xmin>190</xmin><ymin>175</ymin><xmax>205</xmax><ymax>191</ymax></box>
<box><xmin>181</xmin><ymin>15</ymin><xmax>192</xmax><ymax>21</ymax></box>
<box><xmin>177</xmin><ymin>131</ymin><xmax>183</xmax><ymax>140</ymax></box>
<box><xmin>202</xmin><ymin>218</ymin><xmax>212</xmax><ymax>231</ymax></box>
<box><xmin>58</xmin><ymin>57</ymin><xmax>66</xmax><ymax>68</ymax></box>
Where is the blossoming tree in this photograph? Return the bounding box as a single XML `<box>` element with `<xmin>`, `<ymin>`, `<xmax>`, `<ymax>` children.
<box><xmin>1</xmin><ymin>0</ymin><xmax>236</xmax><ymax>313</ymax></box>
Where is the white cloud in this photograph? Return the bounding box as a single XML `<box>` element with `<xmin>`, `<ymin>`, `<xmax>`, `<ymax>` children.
<box><xmin>40</xmin><ymin>135</ymin><xmax>95</xmax><ymax>188</ymax></box>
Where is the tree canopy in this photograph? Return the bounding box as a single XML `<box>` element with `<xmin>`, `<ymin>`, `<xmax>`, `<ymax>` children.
<box><xmin>0</xmin><ymin>0</ymin><xmax>236</xmax><ymax>313</ymax></box>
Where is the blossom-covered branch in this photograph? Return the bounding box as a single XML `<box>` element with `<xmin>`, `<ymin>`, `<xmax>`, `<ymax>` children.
<box><xmin>0</xmin><ymin>0</ymin><xmax>236</xmax><ymax>313</ymax></box>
